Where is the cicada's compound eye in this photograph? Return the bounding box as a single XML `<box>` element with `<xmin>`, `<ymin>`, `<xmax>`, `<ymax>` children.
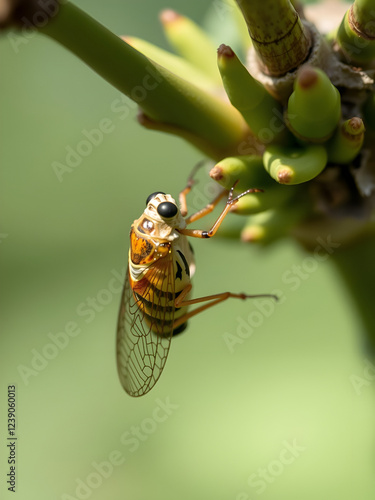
<box><xmin>146</xmin><ymin>192</ymin><xmax>166</xmax><ymax>206</ymax></box>
<box><xmin>157</xmin><ymin>201</ymin><xmax>178</xmax><ymax>219</ymax></box>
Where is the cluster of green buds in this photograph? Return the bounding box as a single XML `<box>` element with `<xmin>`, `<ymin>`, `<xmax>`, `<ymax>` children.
<box><xmin>2</xmin><ymin>0</ymin><xmax>375</xmax><ymax>248</ymax></box>
<box><xmin>127</xmin><ymin>0</ymin><xmax>375</xmax><ymax>247</ymax></box>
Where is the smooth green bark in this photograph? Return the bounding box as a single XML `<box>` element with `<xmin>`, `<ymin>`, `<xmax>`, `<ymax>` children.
<box><xmin>39</xmin><ymin>2</ymin><xmax>247</xmax><ymax>158</ymax></box>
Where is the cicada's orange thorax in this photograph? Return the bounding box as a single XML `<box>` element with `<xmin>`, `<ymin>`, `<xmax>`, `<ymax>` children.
<box><xmin>130</xmin><ymin>228</ymin><xmax>153</xmax><ymax>265</ymax></box>
<box><xmin>129</xmin><ymin>227</ymin><xmax>171</xmax><ymax>266</ymax></box>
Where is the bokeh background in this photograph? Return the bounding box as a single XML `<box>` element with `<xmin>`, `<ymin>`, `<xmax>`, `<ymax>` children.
<box><xmin>1</xmin><ymin>1</ymin><xmax>375</xmax><ymax>499</ymax></box>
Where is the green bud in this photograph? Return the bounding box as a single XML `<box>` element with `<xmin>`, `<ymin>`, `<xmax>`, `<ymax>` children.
<box><xmin>263</xmin><ymin>144</ymin><xmax>327</xmax><ymax>185</ymax></box>
<box><xmin>286</xmin><ymin>66</ymin><xmax>341</xmax><ymax>142</ymax></box>
<box><xmin>123</xmin><ymin>36</ymin><xmax>215</xmax><ymax>91</ymax></box>
<box><xmin>160</xmin><ymin>10</ymin><xmax>220</xmax><ymax>83</ymax></box>
<box><xmin>229</xmin><ymin>184</ymin><xmax>298</xmax><ymax>215</ymax></box>
<box><xmin>240</xmin><ymin>209</ymin><xmax>289</xmax><ymax>243</ymax></box>
<box><xmin>210</xmin><ymin>155</ymin><xmax>298</xmax><ymax>214</ymax></box>
<box><xmin>336</xmin><ymin>6</ymin><xmax>375</xmax><ymax>66</ymax></box>
<box><xmin>326</xmin><ymin>117</ymin><xmax>365</xmax><ymax>164</ymax></box>
<box><xmin>241</xmin><ymin>203</ymin><xmax>308</xmax><ymax>243</ymax></box>
<box><xmin>352</xmin><ymin>0</ymin><xmax>375</xmax><ymax>37</ymax></box>
<box><xmin>217</xmin><ymin>44</ymin><xmax>287</xmax><ymax>143</ymax></box>
<box><xmin>210</xmin><ymin>155</ymin><xmax>269</xmax><ymax>191</ymax></box>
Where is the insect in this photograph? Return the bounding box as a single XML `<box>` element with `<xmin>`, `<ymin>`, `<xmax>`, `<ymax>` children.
<box><xmin>116</xmin><ymin>166</ymin><xmax>278</xmax><ymax>396</ymax></box>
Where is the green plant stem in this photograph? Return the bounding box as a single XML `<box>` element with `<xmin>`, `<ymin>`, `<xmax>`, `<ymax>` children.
<box><xmin>331</xmin><ymin>233</ymin><xmax>375</xmax><ymax>353</ymax></box>
<box><xmin>336</xmin><ymin>2</ymin><xmax>375</xmax><ymax>66</ymax></box>
<box><xmin>39</xmin><ymin>2</ymin><xmax>247</xmax><ymax>158</ymax></box>
<box><xmin>234</xmin><ymin>0</ymin><xmax>311</xmax><ymax>76</ymax></box>
<box><xmin>352</xmin><ymin>0</ymin><xmax>375</xmax><ymax>37</ymax></box>
<box><xmin>217</xmin><ymin>44</ymin><xmax>287</xmax><ymax>143</ymax></box>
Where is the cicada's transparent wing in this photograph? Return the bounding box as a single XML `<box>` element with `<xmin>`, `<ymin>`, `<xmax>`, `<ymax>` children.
<box><xmin>116</xmin><ymin>254</ymin><xmax>175</xmax><ymax>397</ymax></box>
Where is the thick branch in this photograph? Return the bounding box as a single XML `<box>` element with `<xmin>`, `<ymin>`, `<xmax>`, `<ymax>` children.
<box><xmin>235</xmin><ymin>0</ymin><xmax>311</xmax><ymax>76</ymax></box>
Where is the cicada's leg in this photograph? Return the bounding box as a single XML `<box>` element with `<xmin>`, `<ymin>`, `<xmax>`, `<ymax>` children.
<box><xmin>179</xmin><ymin>160</ymin><xmax>206</xmax><ymax>217</ymax></box>
<box><xmin>179</xmin><ymin>182</ymin><xmax>263</xmax><ymax>238</ymax></box>
<box><xmin>172</xmin><ymin>284</ymin><xmax>278</xmax><ymax>330</ymax></box>
<box><xmin>184</xmin><ymin>188</ymin><xmax>228</xmax><ymax>225</ymax></box>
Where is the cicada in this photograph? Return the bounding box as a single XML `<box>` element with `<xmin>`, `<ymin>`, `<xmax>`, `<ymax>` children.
<box><xmin>116</xmin><ymin>168</ymin><xmax>277</xmax><ymax>397</ymax></box>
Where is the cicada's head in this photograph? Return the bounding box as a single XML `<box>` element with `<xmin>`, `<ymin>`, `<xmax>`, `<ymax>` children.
<box><xmin>135</xmin><ymin>191</ymin><xmax>186</xmax><ymax>241</ymax></box>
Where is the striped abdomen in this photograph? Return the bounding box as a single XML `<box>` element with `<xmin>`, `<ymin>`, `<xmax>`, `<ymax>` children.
<box><xmin>128</xmin><ymin>227</ymin><xmax>194</xmax><ymax>337</ymax></box>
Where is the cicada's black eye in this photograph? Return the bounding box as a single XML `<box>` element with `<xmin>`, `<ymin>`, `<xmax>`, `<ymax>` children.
<box><xmin>157</xmin><ymin>201</ymin><xmax>178</xmax><ymax>219</ymax></box>
<box><xmin>146</xmin><ymin>192</ymin><xmax>166</xmax><ymax>205</ymax></box>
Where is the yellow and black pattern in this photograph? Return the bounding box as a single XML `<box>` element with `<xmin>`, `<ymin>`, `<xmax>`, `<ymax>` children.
<box><xmin>116</xmin><ymin>252</ymin><xmax>177</xmax><ymax>397</ymax></box>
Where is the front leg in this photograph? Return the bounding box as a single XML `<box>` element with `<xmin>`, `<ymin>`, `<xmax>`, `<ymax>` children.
<box><xmin>179</xmin><ymin>182</ymin><xmax>263</xmax><ymax>239</ymax></box>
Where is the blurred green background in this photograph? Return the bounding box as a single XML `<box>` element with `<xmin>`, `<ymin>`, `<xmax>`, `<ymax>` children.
<box><xmin>1</xmin><ymin>1</ymin><xmax>374</xmax><ymax>499</ymax></box>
